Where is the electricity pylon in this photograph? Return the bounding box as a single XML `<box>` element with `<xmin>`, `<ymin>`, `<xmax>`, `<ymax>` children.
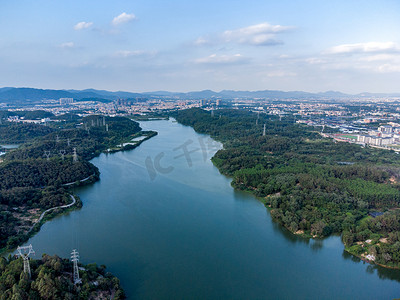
<box><xmin>73</xmin><ymin>148</ymin><xmax>78</xmax><ymax>163</ymax></box>
<box><xmin>71</xmin><ymin>249</ymin><xmax>82</xmax><ymax>285</ymax></box>
<box><xmin>44</xmin><ymin>150</ymin><xmax>51</xmax><ymax>161</ymax></box>
<box><xmin>17</xmin><ymin>245</ymin><xmax>35</xmax><ymax>279</ymax></box>
<box><xmin>59</xmin><ymin>150</ymin><xmax>66</xmax><ymax>160</ymax></box>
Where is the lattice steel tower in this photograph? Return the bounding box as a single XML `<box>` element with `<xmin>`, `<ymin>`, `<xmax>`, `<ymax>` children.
<box><xmin>17</xmin><ymin>244</ymin><xmax>35</xmax><ymax>279</ymax></box>
<box><xmin>73</xmin><ymin>148</ymin><xmax>78</xmax><ymax>163</ymax></box>
<box><xmin>71</xmin><ymin>249</ymin><xmax>82</xmax><ymax>285</ymax></box>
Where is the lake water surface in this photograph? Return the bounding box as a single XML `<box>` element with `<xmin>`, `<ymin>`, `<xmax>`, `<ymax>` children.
<box><xmin>21</xmin><ymin>119</ymin><xmax>400</xmax><ymax>299</ymax></box>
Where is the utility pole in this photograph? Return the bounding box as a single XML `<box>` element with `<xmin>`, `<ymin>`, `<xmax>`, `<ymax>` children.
<box><xmin>73</xmin><ymin>148</ymin><xmax>78</xmax><ymax>163</ymax></box>
<box><xmin>71</xmin><ymin>249</ymin><xmax>82</xmax><ymax>285</ymax></box>
<box><xmin>17</xmin><ymin>245</ymin><xmax>35</xmax><ymax>279</ymax></box>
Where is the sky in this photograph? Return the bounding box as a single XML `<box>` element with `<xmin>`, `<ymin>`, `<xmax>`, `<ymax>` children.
<box><xmin>1</xmin><ymin>0</ymin><xmax>400</xmax><ymax>93</ymax></box>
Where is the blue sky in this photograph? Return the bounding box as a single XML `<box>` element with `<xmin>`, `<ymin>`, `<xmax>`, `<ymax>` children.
<box><xmin>1</xmin><ymin>0</ymin><xmax>400</xmax><ymax>93</ymax></box>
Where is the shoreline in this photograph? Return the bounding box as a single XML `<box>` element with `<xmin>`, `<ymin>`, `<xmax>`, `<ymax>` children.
<box><xmin>1</xmin><ymin>129</ymin><xmax>157</xmax><ymax>256</ymax></box>
<box><xmin>195</xmin><ymin>124</ymin><xmax>399</xmax><ymax>271</ymax></box>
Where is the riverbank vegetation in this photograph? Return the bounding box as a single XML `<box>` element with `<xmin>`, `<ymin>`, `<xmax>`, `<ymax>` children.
<box><xmin>0</xmin><ymin>254</ymin><xmax>125</xmax><ymax>299</ymax></box>
<box><xmin>174</xmin><ymin>108</ymin><xmax>400</xmax><ymax>268</ymax></box>
<box><xmin>0</xmin><ymin>113</ymin><xmax>146</xmax><ymax>251</ymax></box>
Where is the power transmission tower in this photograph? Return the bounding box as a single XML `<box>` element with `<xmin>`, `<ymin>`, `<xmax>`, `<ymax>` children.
<box><xmin>263</xmin><ymin>124</ymin><xmax>266</xmax><ymax>136</ymax></box>
<box><xmin>17</xmin><ymin>245</ymin><xmax>35</xmax><ymax>279</ymax></box>
<box><xmin>67</xmin><ymin>138</ymin><xmax>71</xmax><ymax>147</ymax></box>
<box><xmin>256</xmin><ymin>112</ymin><xmax>259</xmax><ymax>125</ymax></box>
<box><xmin>71</xmin><ymin>249</ymin><xmax>82</xmax><ymax>285</ymax></box>
<box><xmin>106</xmin><ymin>124</ymin><xmax>109</xmax><ymax>132</ymax></box>
<box><xmin>56</xmin><ymin>135</ymin><xmax>60</xmax><ymax>143</ymax></box>
<box><xmin>44</xmin><ymin>150</ymin><xmax>51</xmax><ymax>161</ymax></box>
<box><xmin>211</xmin><ymin>110</ymin><xmax>214</xmax><ymax>117</ymax></box>
<box><xmin>73</xmin><ymin>148</ymin><xmax>78</xmax><ymax>163</ymax></box>
<box><xmin>59</xmin><ymin>150</ymin><xmax>66</xmax><ymax>160</ymax></box>
<box><xmin>103</xmin><ymin>116</ymin><xmax>106</xmax><ymax>126</ymax></box>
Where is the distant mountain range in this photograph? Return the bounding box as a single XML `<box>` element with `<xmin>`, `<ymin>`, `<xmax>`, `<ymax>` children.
<box><xmin>0</xmin><ymin>87</ymin><xmax>400</xmax><ymax>103</ymax></box>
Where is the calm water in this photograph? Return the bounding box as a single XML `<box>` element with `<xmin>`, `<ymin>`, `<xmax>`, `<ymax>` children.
<box><xmin>21</xmin><ymin>119</ymin><xmax>400</xmax><ymax>299</ymax></box>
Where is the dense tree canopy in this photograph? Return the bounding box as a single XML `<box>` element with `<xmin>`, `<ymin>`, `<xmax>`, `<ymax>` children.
<box><xmin>0</xmin><ymin>114</ymin><xmax>142</xmax><ymax>250</ymax></box>
<box><xmin>174</xmin><ymin>108</ymin><xmax>400</xmax><ymax>267</ymax></box>
<box><xmin>0</xmin><ymin>254</ymin><xmax>125</xmax><ymax>299</ymax></box>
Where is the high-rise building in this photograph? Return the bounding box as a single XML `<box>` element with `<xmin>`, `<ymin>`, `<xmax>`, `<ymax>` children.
<box><xmin>59</xmin><ymin>98</ymin><xmax>74</xmax><ymax>105</ymax></box>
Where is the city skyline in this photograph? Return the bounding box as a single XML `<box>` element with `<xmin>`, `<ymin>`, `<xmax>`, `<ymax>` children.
<box><xmin>1</xmin><ymin>0</ymin><xmax>400</xmax><ymax>93</ymax></box>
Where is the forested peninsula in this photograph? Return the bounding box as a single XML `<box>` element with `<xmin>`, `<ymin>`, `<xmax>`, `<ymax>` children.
<box><xmin>174</xmin><ymin>108</ymin><xmax>400</xmax><ymax>269</ymax></box>
<box><xmin>0</xmin><ymin>111</ymin><xmax>155</xmax><ymax>252</ymax></box>
<box><xmin>0</xmin><ymin>254</ymin><xmax>125</xmax><ymax>299</ymax></box>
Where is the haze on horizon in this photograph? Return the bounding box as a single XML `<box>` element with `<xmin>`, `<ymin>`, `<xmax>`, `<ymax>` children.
<box><xmin>1</xmin><ymin>0</ymin><xmax>400</xmax><ymax>94</ymax></box>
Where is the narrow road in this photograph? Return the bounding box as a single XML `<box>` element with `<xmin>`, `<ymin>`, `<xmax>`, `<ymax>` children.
<box><xmin>28</xmin><ymin>195</ymin><xmax>77</xmax><ymax>232</ymax></box>
<box><xmin>63</xmin><ymin>175</ymin><xmax>93</xmax><ymax>186</ymax></box>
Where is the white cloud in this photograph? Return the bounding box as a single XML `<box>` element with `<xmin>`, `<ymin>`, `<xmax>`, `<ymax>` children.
<box><xmin>266</xmin><ymin>71</ymin><xmax>296</xmax><ymax>77</ymax></box>
<box><xmin>223</xmin><ymin>23</ymin><xmax>290</xmax><ymax>46</ymax></box>
<box><xmin>112</xmin><ymin>12</ymin><xmax>136</xmax><ymax>26</ymax></box>
<box><xmin>360</xmin><ymin>54</ymin><xmax>398</xmax><ymax>62</ymax></box>
<box><xmin>304</xmin><ymin>43</ymin><xmax>400</xmax><ymax>74</ymax></box>
<box><xmin>59</xmin><ymin>42</ymin><xmax>75</xmax><ymax>49</ymax></box>
<box><xmin>377</xmin><ymin>64</ymin><xmax>400</xmax><ymax>73</ymax></box>
<box><xmin>195</xmin><ymin>22</ymin><xmax>292</xmax><ymax>47</ymax></box>
<box><xmin>114</xmin><ymin>50</ymin><xmax>157</xmax><ymax>58</ymax></box>
<box><xmin>194</xmin><ymin>37</ymin><xmax>210</xmax><ymax>46</ymax></box>
<box><xmin>326</xmin><ymin>42</ymin><xmax>400</xmax><ymax>54</ymax></box>
<box><xmin>194</xmin><ymin>53</ymin><xmax>248</xmax><ymax>64</ymax></box>
<box><xmin>74</xmin><ymin>21</ymin><xmax>93</xmax><ymax>30</ymax></box>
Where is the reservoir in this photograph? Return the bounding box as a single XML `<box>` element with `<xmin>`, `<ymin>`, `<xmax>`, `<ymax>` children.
<box><xmin>21</xmin><ymin>119</ymin><xmax>400</xmax><ymax>299</ymax></box>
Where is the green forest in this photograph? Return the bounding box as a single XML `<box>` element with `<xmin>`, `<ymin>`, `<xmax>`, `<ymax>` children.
<box><xmin>174</xmin><ymin>108</ymin><xmax>400</xmax><ymax>268</ymax></box>
<box><xmin>0</xmin><ymin>113</ymin><xmax>144</xmax><ymax>251</ymax></box>
<box><xmin>0</xmin><ymin>254</ymin><xmax>125</xmax><ymax>299</ymax></box>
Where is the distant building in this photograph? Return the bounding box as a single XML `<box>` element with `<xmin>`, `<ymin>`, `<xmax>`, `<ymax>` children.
<box><xmin>60</xmin><ymin>98</ymin><xmax>74</xmax><ymax>105</ymax></box>
<box><xmin>378</xmin><ymin>125</ymin><xmax>393</xmax><ymax>134</ymax></box>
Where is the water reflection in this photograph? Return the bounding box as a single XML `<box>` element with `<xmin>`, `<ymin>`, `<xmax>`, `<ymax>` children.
<box><xmin>342</xmin><ymin>250</ymin><xmax>400</xmax><ymax>283</ymax></box>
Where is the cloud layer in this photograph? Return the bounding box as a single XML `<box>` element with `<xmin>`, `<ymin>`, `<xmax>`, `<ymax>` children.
<box><xmin>194</xmin><ymin>54</ymin><xmax>247</xmax><ymax>64</ymax></box>
<box><xmin>327</xmin><ymin>42</ymin><xmax>400</xmax><ymax>54</ymax></box>
<box><xmin>195</xmin><ymin>22</ymin><xmax>292</xmax><ymax>46</ymax></box>
<box><xmin>74</xmin><ymin>21</ymin><xmax>93</xmax><ymax>30</ymax></box>
<box><xmin>112</xmin><ymin>12</ymin><xmax>136</xmax><ymax>26</ymax></box>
